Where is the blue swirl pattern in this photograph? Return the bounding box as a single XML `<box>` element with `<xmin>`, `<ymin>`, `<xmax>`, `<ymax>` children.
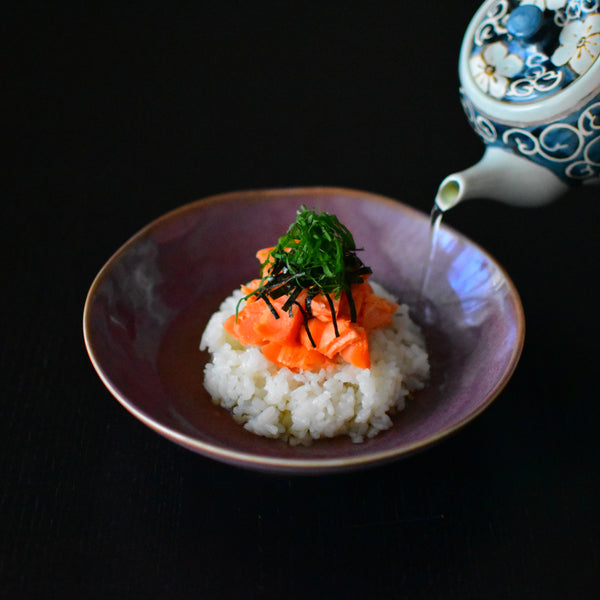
<box><xmin>460</xmin><ymin>90</ymin><xmax>600</xmax><ymax>182</ymax></box>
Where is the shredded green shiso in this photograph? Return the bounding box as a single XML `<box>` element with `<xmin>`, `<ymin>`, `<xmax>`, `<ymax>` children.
<box><xmin>238</xmin><ymin>206</ymin><xmax>372</xmax><ymax>342</ymax></box>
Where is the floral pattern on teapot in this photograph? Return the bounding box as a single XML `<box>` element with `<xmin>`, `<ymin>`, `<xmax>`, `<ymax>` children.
<box><xmin>468</xmin><ymin>0</ymin><xmax>600</xmax><ymax>103</ymax></box>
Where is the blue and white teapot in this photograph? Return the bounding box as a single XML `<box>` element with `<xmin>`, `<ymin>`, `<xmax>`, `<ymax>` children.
<box><xmin>436</xmin><ymin>0</ymin><xmax>600</xmax><ymax>210</ymax></box>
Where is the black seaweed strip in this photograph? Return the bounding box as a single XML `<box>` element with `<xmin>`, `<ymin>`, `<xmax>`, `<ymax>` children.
<box><xmin>266</xmin><ymin>273</ymin><xmax>306</xmax><ymax>300</ymax></box>
<box><xmin>346</xmin><ymin>288</ymin><xmax>357</xmax><ymax>322</ymax></box>
<box><xmin>269</xmin><ymin>284</ymin><xmax>291</xmax><ymax>299</ymax></box>
<box><xmin>325</xmin><ymin>294</ymin><xmax>339</xmax><ymax>337</ymax></box>
<box><xmin>283</xmin><ymin>285</ymin><xmax>302</xmax><ymax>313</ymax></box>
<box><xmin>294</xmin><ymin>301</ymin><xmax>316</xmax><ymax>348</ymax></box>
<box><xmin>258</xmin><ymin>279</ymin><xmax>281</xmax><ymax>296</ymax></box>
<box><xmin>305</xmin><ymin>293</ymin><xmax>315</xmax><ymax>318</ymax></box>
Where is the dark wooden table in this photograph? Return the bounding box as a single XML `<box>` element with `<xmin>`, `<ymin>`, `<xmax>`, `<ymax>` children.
<box><xmin>4</xmin><ymin>3</ymin><xmax>599</xmax><ymax>598</ymax></box>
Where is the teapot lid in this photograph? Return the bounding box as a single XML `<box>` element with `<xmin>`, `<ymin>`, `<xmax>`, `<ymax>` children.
<box><xmin>460</xmin><ymin>0</ymin><xmax>600</xmax><ymax>115</ymax></box>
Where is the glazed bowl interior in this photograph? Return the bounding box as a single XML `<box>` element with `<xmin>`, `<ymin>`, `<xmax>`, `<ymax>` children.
<box><xmin>83</xmin><ymin>187</ymin><xmax>524</xmax><ymax>473</ymax></box>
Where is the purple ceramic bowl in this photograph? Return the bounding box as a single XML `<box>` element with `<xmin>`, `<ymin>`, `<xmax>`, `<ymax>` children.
<box><xmin>83</xmin><ymin>187</ymin><xmax>524</xmax><ymax>474</ymax></box>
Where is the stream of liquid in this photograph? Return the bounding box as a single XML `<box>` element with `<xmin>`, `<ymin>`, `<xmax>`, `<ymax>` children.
<box><xmin>418</xmin><ymin>203</ymin><xmax>445</xmax><ymax>324</ymax></box>
<box><xmin>420</xmin><ymin>203</ymin><xmax>444</xmax><ymax>298</ymax></box>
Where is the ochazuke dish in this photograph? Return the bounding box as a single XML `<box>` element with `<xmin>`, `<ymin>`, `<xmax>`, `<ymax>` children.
<box><xmin>200</xmin><ymin>206</ymin><xmax>430</xmax><ymax>445</ymax></box>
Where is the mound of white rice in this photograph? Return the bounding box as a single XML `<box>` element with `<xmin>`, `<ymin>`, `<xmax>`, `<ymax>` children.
<box><xmin>199</xmin><ymin>282</ymin><xmax>429</xmax><ymax>445</ymax></box>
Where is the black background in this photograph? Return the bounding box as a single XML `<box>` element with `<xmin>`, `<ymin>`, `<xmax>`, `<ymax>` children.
<box><xmin>4</xmin><ymin>2</ymin><xmax>599</xmax><ymax>598</ymax></box>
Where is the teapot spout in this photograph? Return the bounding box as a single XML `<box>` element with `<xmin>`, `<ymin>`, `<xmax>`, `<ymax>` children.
<box><xmin>435</xmin><ymin>146</ymin><xmax>569</xmax><ymax>211</ymax></box>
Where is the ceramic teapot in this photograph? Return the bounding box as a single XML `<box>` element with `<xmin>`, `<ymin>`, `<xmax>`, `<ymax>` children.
<box><xmin>436</xmin><ymin>0</ymin><xmax>600</xmax><ymax>211</ymax></box>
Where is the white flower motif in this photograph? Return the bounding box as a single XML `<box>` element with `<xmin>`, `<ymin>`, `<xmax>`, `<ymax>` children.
<box><xmin>521</xmin><ymin>0</ymin><xmax>567</xmax><ymax>10</ymax></box>
<box><xmin>470</xmin><ymin>42</ymin><xmax>525</xmax><ymax>98</ymax></box>
<box><xmin>551</xmin><ymin>13</ymin><xmax>600</xmax><ymax>74</ymax></box>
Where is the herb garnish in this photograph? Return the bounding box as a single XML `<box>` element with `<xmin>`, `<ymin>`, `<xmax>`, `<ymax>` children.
<box><xmin>239</xmin><ymin>206</ymin><xmax>372</xmax><ymax>344</ymax></box>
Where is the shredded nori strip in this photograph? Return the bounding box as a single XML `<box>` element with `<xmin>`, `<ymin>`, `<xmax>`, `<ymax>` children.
<box><xmin>324</xmin><ymin>294</ymin><xmax>339</xmax><ymax>338</ymax></box>
<box><xmin>293</xmin><ymin>300</ymin><xmax>315</xmax><ymax>348</ymax></box>
<box><xmin>238</xmin><ymin>206</ymin><xmax>372</xmax><ymax>345</ymax></box>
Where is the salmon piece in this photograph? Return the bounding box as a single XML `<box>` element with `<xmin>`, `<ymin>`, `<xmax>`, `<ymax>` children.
<box><xmin>223</xmin><ymin>300</ymin><xmax>269</xmax><ymax>346</ymax></box>
<box><xmin>309</xmin><ymin>281</ymin><xmax>371</xmax><ymax>322</ymax></box>
<box><xmin>240</xmin><ymin>278</ymin><xmax>263</xmax><ymax>302</ymax></box>
<box><xmin>255</xmin><ymin>246</ymin><xmax>276</xmax><ymax>277</ymax></box>
<box><xmin>308</xmin><ymin>293</ymin><xmax>341</xmax><ymax>321</ymax></box>
<box><xmin>359</xmin><ymin>293</ymin><xmax>398</xmax><ymax>331</ymax></box>
<box><xmin>299</xmin><ymin>317</ymin><xmax>328</xmax><ymax>350</ymax></box>
<box><xmin>339</xmin><ymin>335</ymin><xmax>371</xmax><ymax>369</ymax></box>
<box><xmin>225</xmin><ymin>294</ymin><xmax>305</xmax><ymax>346</ymax></box>
<box><xmin>337</xmin><ymin>281</ymin><xmax>372</xmax><ymax>321</ymax></box>
<box><xmin>313</xmin><ymin>319</ymin><xmax>364</xmax><ymax>359</ymax></box>
<box><xmin>254</xmin><ymin>299</ymin><xmax>303</xmax><ymax>345</ymax></box>
<box><xmin>301</xmin><ymin>317</ymin><xmax>369</xmax><ymax>367</ymax></box>
<box><xmin>255</xmin><ymin>247</ymin><xmax>274</xmax><ymax>263</ymax></box>
<box><xmin>262</xmin><ymin>341</ymin><xmax>333</xmax><ymax>371</ymax></box>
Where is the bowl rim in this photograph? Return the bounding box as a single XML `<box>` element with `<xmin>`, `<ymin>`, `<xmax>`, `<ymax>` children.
<box><xmin>83</xmin><ymin>186</ymin><xmax>526</xmax><ymax>473</ymax></box>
